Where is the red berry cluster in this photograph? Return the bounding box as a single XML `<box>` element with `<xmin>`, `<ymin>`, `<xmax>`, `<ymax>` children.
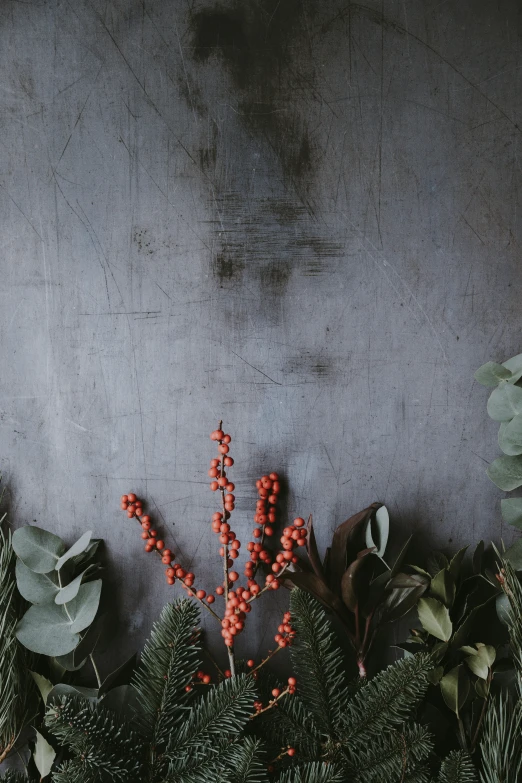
<box><xmin>271</xmin><ymin>517</ymin><xmax>307</xmax><ymax>577</ymax></box>
<box><xmin>252</xmin><ymin>676</ymin><xmax>297</xmax><ymax>715</ymax></box>
<box><xmin>274</xmin><ymin>611</ymin><xmax>296</xmax><ymax>648</ymax></box>
<box><xmin>244</xmin><ymin>474</ymin><xmax>279</xmax><ymax>581</ymax></box>
<box><xmin>185</xmin><ymin>669</ymin><xmax>212</xmax><ymax>691</ymax></box>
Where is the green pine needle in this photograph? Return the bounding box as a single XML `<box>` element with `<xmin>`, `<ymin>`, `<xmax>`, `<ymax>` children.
<box><xmin>340</xmin><ymin>652</ymin><xmax>432</xmax><ymax>745</ymax></box>
<box><xmin>289</xmin><ymin>589</ymin><xmax>350</xmax><ymax>735</ymax></box>
<box><xmin>274</xmin><ymin>762</ymin><xmax>343</xmax><ymax>783</ymax></box>
<box><xmin>345</xmin><ymin>723</ymin><xmax>433</xmax><ymax>783</ymax></box>
<box><xmin>131</xmin><ymin>599</ymin><xmax>201</xmax><ymax>746</ymax></box>
<box><xmin>479</xmin><ymin>692</ymin><xmax>522</xmax><ymax>783</ymax></box>
<box><xmin>437</xmin><ymin>750</ymin><xmax>478</xmax><ymax>783</ymax></box>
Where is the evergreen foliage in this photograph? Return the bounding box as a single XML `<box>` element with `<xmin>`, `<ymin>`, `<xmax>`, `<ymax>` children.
<box><xmin>479</xmin><ymin>692</ymin><xmax>522</xmax><ymax>783</ymax></box>
<box><xmin>273</xmin><ymin>763</ymin><xmax>343</xmax><ymax>783</ymax></box>
<box><xmin>437</xmin><ymin>750</ymin><xmax>478</xmax><ymax>783</ymax></box>
<box><xmin>0</xmin><ymin>527</ymin><xmax>31</xmax><ymax>764</ymax></box>
<box><xmin>255</xmin><ymin>589</ymin><xmax>434</xmax><ymax>783</ymax></box>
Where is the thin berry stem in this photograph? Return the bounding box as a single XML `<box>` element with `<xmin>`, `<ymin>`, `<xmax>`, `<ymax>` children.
<box><xmin>251</xmin><ymin>686</ymin><xmax>291</xmax><ymax>718</ymax></box>
<box><xmin>250</xmin><ymin>644</ymin><xmax>283</xmax><ymax>674</ymax></box>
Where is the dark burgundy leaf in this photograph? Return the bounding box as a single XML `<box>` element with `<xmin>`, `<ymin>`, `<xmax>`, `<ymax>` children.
<box><xmin>340</xmin><ymin>548</ymin><xmax>375</xmax><ymax>613</ymax></box>
<box><xmin>306</xmin><ymin>514</ymin><xmax>325</xmax><ymax>580</ymax></box>
<box><xmin>328</xmin><ymin>503</ymin><xmax>382</xmax><ymax>594</ymax></box>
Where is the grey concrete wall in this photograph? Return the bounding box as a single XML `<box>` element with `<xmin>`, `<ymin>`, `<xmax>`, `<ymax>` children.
<box><xmin>1</xmin><ymin>0</ymin><xmax>521</xmax><ymax>668</ymax></box>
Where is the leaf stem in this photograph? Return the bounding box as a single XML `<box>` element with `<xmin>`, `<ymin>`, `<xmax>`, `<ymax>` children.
<box><xmin>90</xmin><ymin>653</ymin><xmax>102</xmax><ymax>689</ymax></box>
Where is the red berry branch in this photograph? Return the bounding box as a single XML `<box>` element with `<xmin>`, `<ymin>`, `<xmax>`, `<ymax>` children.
<box><xmin>120</xmin><ymin>421</ymin><xmax>310</xmax><ymax>690</ymax></box>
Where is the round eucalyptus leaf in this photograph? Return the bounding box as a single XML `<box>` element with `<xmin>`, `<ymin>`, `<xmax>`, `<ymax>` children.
<box><xmin>498</xmin><ymin>415</ymin><xmax>522</xmax><ymax>456</ymax></box>
<box><xmin>16</xmin><ymin>558</ymin><xmax>59</xmax><ymax>604</ymax></box>
<box><xmin>504</xmin><ymin>539</ymin><xmax>522</xmax><ymax>570</ymax></box>
<box><xmin>474</xmin><ymin>362</ymin><xmax>512</xmax><ymax>386</ymax></box>
<box><xmin>503</xmin><ymin>352</ymin><xmax>522</xmax><ymax>384</ymax></box>
<box><xmin>67</xmin><ymin>580</ymin><xmax>102</xmax><ymax>634</ymax></box>
<box><xmin>487</xmin><ymin>383</ymin><xmax>522</xmax><ymax>422</ymax></box>
<box><xmin>501</xmin><ymin>498</ymin><xmax>522</xmax><ymax>530</ymax></box>
<box><xmin>55</xmin><ymin>531</ymin><xmax>93</xmax><ymax>571</ymax></box>
<box><xmin>55</xmin><ymin>568</ymin><xmax>91</xmax><ymax>605</ymax></box>
<box><xmin>487</xmin><ymin>455</ymin><xmax>522</xmax><ymax>491</ymax></box>
<box><xmin>12</xmin><ymin>526</ymin><xmax>65</xmax><ymax>573</ymax></box>
<box><xmin>16</xmin><ymin>604</ymin><xmax>80</xmax><ymax>656</ymax></box>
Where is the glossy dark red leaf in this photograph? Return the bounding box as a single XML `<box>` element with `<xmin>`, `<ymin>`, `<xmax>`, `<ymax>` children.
<box><xmin>306</xmin><ymin>514</ymin><xmax>324</xmax><ymax>579</ymax></box>
<box><xmin>328</xmin><ymin>503</ymin><xmax>382</xmax><ymax>594</ymax></box>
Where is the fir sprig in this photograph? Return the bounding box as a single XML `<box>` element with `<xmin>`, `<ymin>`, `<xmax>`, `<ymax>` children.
<box><xmin>437</xmin><ymin>750</ymin><xmax>478</xmax><ymax>783</ymax></box>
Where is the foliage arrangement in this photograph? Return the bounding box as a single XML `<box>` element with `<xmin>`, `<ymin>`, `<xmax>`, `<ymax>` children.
<box><xmin>4</xmin><ymin>357</ymin><xmax>522</xmax><ymax>781</ymax></box>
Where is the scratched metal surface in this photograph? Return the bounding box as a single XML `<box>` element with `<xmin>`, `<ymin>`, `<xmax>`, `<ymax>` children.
<box><xmin>0</xmin><ymin>0</ymin><xmax>521</xmax><ymax>669</ymax></box>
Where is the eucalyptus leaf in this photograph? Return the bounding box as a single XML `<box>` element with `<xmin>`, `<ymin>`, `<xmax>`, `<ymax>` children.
<box><xmin>30</xmin><ymin>671</ymin><xmax>54</xmax><ymax>704</ymax></box>
<box><xmin>440</xmin><ymin>665</ymin><xmax>470</xmax><ymax>718</ymax></box>
<box><xmin>487</xmin><ymin>382</ymin><xmax>522</xmax><ymax>422</ymax></box>
<box><xmin>499</xmin><ymin>416</ymin><xmax>522</xmax><ymax>456</ymax></box>
<box><xmin>16</xmin><ymin>603</ymin><xmax>80</xmax><ymax>656</ymax></box>
<box><xmin>503</xmin><ymin>352</ymin><xmax>522</xmax><ymax>384</ymax></box>
<box><xmin>15</xmin><ymin>558</ymin><xmax>59</xmax><ymax>604</ymax></box>
<box><xmin>417</xmin><ymin>597</ymin><xmax>453</xmax><ymax>641</ymax></box>
<box><xmin>501</xmin><ymin>498</ymin><xmax>522</xmax><ymax>530</ymax></box>
<box><xmin>487</xmin><ymin>455</ymin><xmax>522</xmax><ymax>491</ymax></box>
<box><xmin>365</xmin><ymin>505</ymin><xmax>389</xmax><ymax>559</ymax></box>
<box><xmin>55</xmin><ymin>567</ymin><xmax>92</xmax><ymax>605</ymax></box>
<box><xmin>33</xmin><ymin>729</ymin><xmax>56</xmax><ymax>779</ymax></box>
<box><xmin>474</xmin><ymin>362</ymin><xmax>512</xmax><ymax>386</ymax></box>
<box><xmin>55</xmin><ymin>531</ymin><xmax>92</xmax><ymax>571</ymax></box>
<box><xmin>12</xmin><ymin>526</ymin><xmax>65</xmax><ymax>573</ymax></box>
<box><xmin>55</xmin><ymin>616</ymin><xmax>104</xmax><ymax>671</ymax></box>
<box><xmin>67</xmin><ymin>580</ymin><xmax>102</xmax><ymax>633</ymax></box>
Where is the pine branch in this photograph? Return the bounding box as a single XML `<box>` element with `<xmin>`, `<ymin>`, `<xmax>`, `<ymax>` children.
<box><xmin>173</xmin><ymin>674</ymin><xmax>257</xmax><ymax>745</ymax></box>
<box><xmin>479</xmin><ymin>692</ymin><xmax>522</xmax><ymax>783</ymax></box>
<box><xmin>45</xmin><ymin>696</ymin><xmax>144</xmax><ymax>782</ymax></box>
<box><xmin>289</xmin><ymin>589</ymin><xmax>350</xmax><ymax>735</ymax></box>
<box><xmin>438</xmin><ymin>750</ymin><xmax>478</xmax><ymax>783</ymax></box>
<box><xmin>0</xmin><ymin>528</ymin><xmax>31</xmax><ymax>763</ymax></box>
<box><xmin>0</xmin><ymin>773</ymin><xmax>35</xmax><ymax>783</ymax></box>
<box><xmin>500</xmin><ymin>558</ymin><xmax>522</xmax><ymax>689</ymax></box>
<box><xmin>340</xmin><ymin>653</ymin><xmax>432</xmax><ymax>745</ymax></box>
<box><xmin>343</xmin><ymin>723</ymin><xmax>433</xmax><ymax>783</ymax></box>
<box><xmin>274</xmin><ymin>762</ymin><xmax>343</xmax><ymax>783</ymax></box>
<box><xmin>256</xmin><ymin>695</ymin><xmax>322</xmax><ymax>760</ymax></box>
<box><xmin>131</xmin><ymin>599</ymin><xmax>201</xmax><ymax>747</ymax></box>
<box><xmin>227</xmin><ymin>737</ymin><xmax>268</xmax><ymax>783</ymax></box>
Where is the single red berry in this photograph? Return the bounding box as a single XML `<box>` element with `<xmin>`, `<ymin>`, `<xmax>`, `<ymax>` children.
<box><xmin>196</xmin><ymin>590</ymin><xmax>206</xmax><ymax>600</ymax></box>
<box><xmin>247</xmin><ymin>659</ymin><xmax>255</xmax><ymax>668</ymax></box>
<box><xmin>287</xmin><ymin>748</ymin><xmax>296</xmax><ymax>757</ymax></box>
<box><xmin>207</xmin><ymin>594</ymin><xmax>215</xmax><ymax>604</ymax></box>
<box><xmin>156</xmin><ymin>540</ymin><xmax>165</xmax><ymax>550</ymax></box>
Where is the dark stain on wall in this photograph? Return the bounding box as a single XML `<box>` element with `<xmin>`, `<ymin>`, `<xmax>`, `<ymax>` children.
<box><xmin>189</xmin><ymin>1</ymin><xmax>317</xmax><ymax>191</ymax></box>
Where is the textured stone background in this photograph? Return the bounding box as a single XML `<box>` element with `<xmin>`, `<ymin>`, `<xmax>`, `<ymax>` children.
<box><xmin>1</xmin><ymin>0</ymin><xmax>521</xmax><ymax>671</ymax></box>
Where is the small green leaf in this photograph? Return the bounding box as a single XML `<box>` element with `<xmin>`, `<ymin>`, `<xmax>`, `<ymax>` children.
<box><xmin>487</xmin><ymin>455</ymin><xmax>522</xmax><ymax>491</ymax></box>
<box><xmin>12</xmin><ymin>526</ymin><xmax>65</xmax><ymax>573</ymax></box>
<box><xmin>428</xmin><ymin>666</ymin><xmax>444</xmax><ymax>685</ymax></box>
<box><xmin>488</xmin><ymin>382</ymin><xmax>522</xmax><ymax>422</ymax></box>
<box><xmin>417</xmin><ymin>597</ymin><xmax>453</xmax><ymax>641</ymax></box>
<box><xmin>426</xmin><ymin>552</ymin><xmax>449</xmax><ymax>577</ymax></box>
<box><xmin>30</xmin><ymin>671</ymin><xmax>54</xmax><ymax>704</ymax></box>
<box><xmin>55</xmin><ymin>567</ymin><xmax>92</xmax><ymax>605</ymax></box>
<box><xmin>33</xmin><ymin>729</ymin><xmax>56</xmax><ymax>778</ymax></box>
<box><xmin>502</xmin><ymin>352</ymin><xmax>522</xmax><ymax>384</ymax></box>
<box><xmin>464</xmin><ymin>644</ymin><xmax>495</xmax><ymax>679</ymax></box>
<box><xmin>430</xmin><ymin>569</ymin><xmax>456</xmax><ymax>607</ymax></box>
<box><xmin>440</xmin><ymin>665</ymin><xmax>470</xmax><ymax>717</ymax></box>
<box><xmin>499</xmin><ymin>416</ymin><xmax>522</xmax><ymax>456</ymax></box>
<box><xmin>472</xmin><ymin>540</ymin><xmax>484</xmax><ymax>574</ymax></box>
<box><xmin>501</xmin><ymin>498</ymin><xmax>522</xmax><ymax>530</ymax></box>
<box><xmin>475</xmin><ymin>678</ymin><xmax>490</xmax><ymax>698</ymax></box>
<box><xmin>16</xmin><ymin>559</ymin><xmax>59</xmax><ymax>604</ymax></box>
<box><xmin>448</xmin><ymin>547</ymin><xmax>468</xmax><ymax>580</ymax></box>
<box><xmin>365</xmin><ymin>505</ymin><xmax>389</xmax><ymax>559</ymax></box>
<box><xmin>55</xmin><ymin>531</ymin><xmax>92</xmax><ymax>571</ymax></box>
<box><xmin>474</xmin><ymin>362</ymin><xmax>512</xmax><ymax>386</ymax></box>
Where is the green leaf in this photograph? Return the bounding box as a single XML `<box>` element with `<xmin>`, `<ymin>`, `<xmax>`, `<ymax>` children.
<box><xmin>12</xmin><ymin>526</ymin><xmax>65</xmax><ymax>573</ymax></box>
<box><xmin>417</xmin><ymin>597</ymin><xmax>453</xmax><ymax>641</ymax></box>
<box><xmin>55</xmin><ymin>567</ymin><xmax>92</xmax><ymax>605</ymax></box>
<box><xmin>474</xmin><ymin>362</ymin><xmax>512</xmax><ymax>386</ymax></box>
<box><xmin>15</xmin><ymin>558</ymin><xmax>59</xmax><ymax>604</ymax></box>
<box><xmin>503</xmin><ymin>352</ymin><xmax>522</xmax><ymax>383</ymax></box>
<box><xmin>487</xmin><ymin>455</ymin><xmax>522</xmax><ymax>491</ymax></box>
<box><xmin>55</xmin><ymin>531</ymin><xmax>92</xmax><ymax>571</ymax></box>
<box><xmin>501</xmin><ymin>498</ymin><xmax>522</xmax><ymax>530</ymax></box>
<box><xmin>47</xmin><ymin>683</ymin><xmax>99</xmax><ymax>702</ymax></box>
<box><xmin>67</xmin><ymin>580</ymin><xmax>102</xmax><ymax>633</ymax></box>
<box><xmin>15</xmin><ymin>580</ymin><xmax>101</xmax><ymax>656</ymax></box>
<box><xmin>30</xmin><ymin>671</ymin><xmax>54</xmax><ymax>704</ymax></box>
<box><xmin>504</xmin><ymin>539</ymin><xmax>522</xmax><ymax>569</ymax></box>
<box><xmin>430</xmin><ymin>569</ymin><xmax>456</xmax><ymax>607</ymax></box>
<box><xmin>428</xmin><ymin>665</ymin><xmax>444</xmax><ymax>685</ymax></box>
<box><xmin>464</xmin><ymin>644</ymin><xmax>495</xmax><ymax>680</ymax></box>
<box><xmin>472</xmin><ymin>540</ymin><xmax>484</xmax><ymax>574</ymax></box>
<box><xmin>33</xmin><ymin>729</ymin><xmax>56</xmax><ymax>778</ymax></box>
<box><xmin>496</xmin><ymin>593</ymin><xmax>511</xmax><ymax>625</ymax></box>
<box><xmin>448</xmin><ymin>547</ymin><xmax>469</xmax><ymax>580</ymax></box>
<box><xmin>440</xmin><ymin>665</ymin><xmax>470</xmax><ymax>718</ymax></box>
<box><xmin>499</xmin><ymin>416</ymin><xmax>522</xmax><ymax>456</ymax></box>
<box><xmin>487</xmin><ymin>382</ymin><xmax>522</xmax><ymax>422</ymax></box>
<box><xmin>365</xmin><ymin>505</ymin><xmax>389</xmax><ymax>559</ymax></box>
